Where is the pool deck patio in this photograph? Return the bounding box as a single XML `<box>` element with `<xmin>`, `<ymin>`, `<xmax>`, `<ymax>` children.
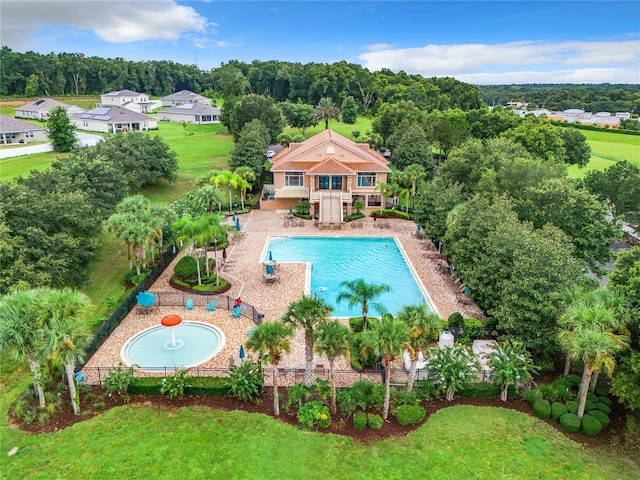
<box><xmin>83</xmin><ymin>210</ymin><xmax>483</xmax><ymax>385</ymax></box>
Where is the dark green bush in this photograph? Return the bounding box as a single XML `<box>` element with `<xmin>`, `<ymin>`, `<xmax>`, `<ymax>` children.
<box><xmin>588</xmin><ymin>409</ymin><xmax>610</xmax><ymax>428</ymax></box>
<box><xmin>129</xmin><ymin>377</ymin><xmax>163</xmax><ymax>395</ymax></box>
<box><xmin>459</xmin><ymin>382</ymin><xmax>503</xmax><ymax>398</ymax></box>
<box><xmin>367</xmin><ymin>413</ymin><xmax>384</xmax><ymax>430</ymax></box>
<box><xmin>336</xmin><ymin>388</ymin><xmax>357</xmax><ymax>417</ymax></box>
<box><xmin>297</xmin><ymin>401</ymin><xmax>331</xmax><ymax>429</ymax></box>
<box><xmin>174</xmin><ymin>255</ymin><xmax>198</xmax><ymax>278</ymax></box>
<box><xmin>593</xmin><ymin>402</ymin><xmax>611</xmax><ymax>415</ymax></box>
<box><xmin>533</xmin><ymin>399</ymin><xmax>551</xmax><ymax>419</ymax></box>
<box><xmin>559</xmin><ymin>412</ymin><xmax>581</xmax><ymax>433</ymax></box>
<box><xmin>171</xmin><ymin>278</ymin><xmax>191</xmax><ymax>289</ymax></box>
<box><xmin>229</xmin><ymin>361</ymin><xmax>263</xmax><ymax>402</ymax></box>
<box><xmin>447</xmin><ymin>312</ymin><xmax>464</xmax><ymax>329</ymax></box>
<box><xmin>598</xmin><ymin>396</ymin><xmax>612</xmax><ymax>406</ymax></box>
<box><xmin>581</xmin><ymin>414</ymin><xmax>603</xmax><ymax>436</ymax></box>
<box><xmin>523</xmin><ymin>387</ymin><xmax>543</xmax><ymax>404</ymax></box>
<box><xmin>395</xmin><ymin>405</ymin><xmax>426</xmax><ymax>426</ymax></box>
<box><xmin>349</xmin><ymin>317</ymin><xmax>363</xmax><ymax>333</ymax></box>
<box><xmin>129</xmin><ymin>376</ymin><xmax>230</xmax><ymax>397</ymax></box>
<box><xmin>566</xmin><ymin>400</ymin><xmax>579</xmax><ymax>414</ymax></box>
<box><xmin>585</xmin><ymin>400</ymin><xmax>596</xmax><ymax>412</ymax></box>
<box><xmin>551</xmin><ymin>402</ymin><xmax>569</xmax><ymax>420</ymax></box>
<box><xmin>415</xmin><ymin>380</ymin><xmax>441</xmax><ymax>401</ymax></box>
<box><xmin>594</xmin><ymin>386</ymin><xmax>608</xmax><ymax>397</ymax></box>
<box><xmin>587</xmin><ymin>392</ymin><xmax>598</xmax><ymax>403</ymax></box>
<box><xmin>461</xmin><ymin>318</ymin><xmax>484</xmax><ymax>341</ymax></box>
<box><xmin>353</xmin><ymin>412</ymin><xmax>367</xmax><ymax>430</ymax></box>
<box><xmin>392</xmin><ymin>390</ymin><xmax>420</xmax><ymax>407</ymax></box>
<box><xmin>351</xmin><ymin>380</ymin><xmax>378</xmax><ymax>410</ymax></box>
<box><xmin>563</xmin><ymin>374</ymin><xmax>582</xmax><ymax>388</ymax></box>
<box><xmin>371</xmin><ymin>209</ymin><xmax>410</xmax><ymax>220</ymax></box>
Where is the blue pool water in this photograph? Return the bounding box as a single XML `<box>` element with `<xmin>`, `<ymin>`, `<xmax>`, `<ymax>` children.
<box><xmin>265</xmin><ymin>237</ymin><xmax>429</xmax><ymax>317</ymax></box>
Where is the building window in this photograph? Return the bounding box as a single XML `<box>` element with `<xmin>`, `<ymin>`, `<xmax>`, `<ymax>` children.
<box><xmin>285</xmin><ymin>172</ymin><xmax>304</xmax><ymax>186</ymax></box>
<box><xmin>368</xmin><ymin>194</ymin><xmax>382</xmax><ymax>207</ymax></box>
<box><xmin>195</xmin><ymin>115</ymin><xmax>200</xmax><ymax>122</ymax></box>
<box><xmin>357</xmin><ymin>172</ymin><xmax>376</xmax><ymax>187</ymax></box>
<box><xmin>202</xmin><ymin>115</ymin><xmax>212</xmax><ymax>122</ymax></box>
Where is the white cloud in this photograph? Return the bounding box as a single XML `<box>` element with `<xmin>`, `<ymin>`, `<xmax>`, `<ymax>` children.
<box><xmin>363</xmin><ymin>43</ymin><xmax>396</xmax><ymax>52</ymax></box>
<box><xmin>359</xmin><ymin>40</ymin><xmax>640</xmax><ymax>84</ymax></box>
<box><xmin>1</xmin><ymin>0</ymin><xmax>209</xmax><ymax>47</ymax></box>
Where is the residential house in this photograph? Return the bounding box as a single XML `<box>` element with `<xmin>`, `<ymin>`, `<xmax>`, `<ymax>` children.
<box><xmin>262</xmin><ymin>129</ymin><xmax>391</xmax><ymax>225</ymax></box>
<box><xmin>160</xmin><ymin>90</ymin><xmax>212</xmax><ymax>107</ymax></box>
<box><xmin>158</xmin><ymin>103</ymin><xmax>221</xmax><ymax>124</ymax></box>
<box><xmin>100</xmin><ymin>89</ymin><xmax>154</xmax><ymax>113</ymax></box>
<box><xmin>0</xmin><ymin>114</ymin><xmax>48</xmax><ymax>144</ymax></box>
<box><xmin>14</xmin><ymin>98</ymin><xmax>84</xmax><ymax>121</ymax></box>
<box><xmin>70</xmin><ymin>105</ymin><xmax>157</xmax><ymax>133</ymax></box>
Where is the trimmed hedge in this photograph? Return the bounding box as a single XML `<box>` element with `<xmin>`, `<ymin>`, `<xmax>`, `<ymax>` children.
<box><xmin>563</xmin><ymin>374</ymin><xmax>582</xmax><ymax>388</ymax></box>
<box><xmin>594</xmin><ymin>386</ymin><xmax>608</xmax><ymax>397</ymax></box>
<box><xmin>129</xmin><ymin>376</ymin><xmax>230</xmax><ymax>397</ymax></box>
<box><xmin>353</xmin><ymin>412</ymin><xmax>367</xmax><ymax>430</ymax></box>
<box><xmin>588</xmin><ymin>409</ymin><xmax>610</xmax><ymax>428</ymax></box>
<box><xmin>586</xmin><ymin>392</ymin><xmax>598</xmax><ymax>403</ymax></box>
<box><xmin>566</xmin><ymin>400</ymin><xmax>579</xmax><ymax>414</ymax></box>
<box><xmin>598</xmin><ymin>396</ymin><xmax>612</xmax><ymax>407</ymax></box>
<box><xmin>371</xmin><ymin>209</ymin><xmax>411</xmax><ymax>220</ymax></box>
<box><xmin>559</xmin><ymin>412</ymin><xmax>581</xmax><ymax>434</ymax></box>
<box><xmin>533</xmin><ymin>399</ymin><xmax>551</xmax><ymax>419</ymax></box>
<box><xmin>551</xmin><ymin>402</ymin><xmax>568</xmax><ymax>420</ymax></box>
<box><xmin>581</xmin><ymin>414</ymin><xmax>603</xmax><ymax>437</ymax></box>
<box><xmin>367</xmin><ymin>413</ymin><xmax>384</xmax><ymax>430</ymax></box>
<box><xmin>395</xmin><ymin>405</ymin><xmax>426</xmax><ymax>426</ymax></box>
<box><xmin>593</xmin><ymin>402</ymin><xmax>611</xmax><ymax>415</ymax></box>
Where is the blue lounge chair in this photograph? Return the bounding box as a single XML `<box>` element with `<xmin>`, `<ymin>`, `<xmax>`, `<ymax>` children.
<box><xmin>205</xmin><ymin>300</ymin><xmax>216</xmax><ymax>312</ymax></box>
<box><xmin>185</xmin><ymin>298</ymin><xmax>194</xmax><ymax>310</ymax></box>
<box><xmin>231</xmin><ymin>305</ymin><xmax>241</xmax><ymax>318</ymax></box>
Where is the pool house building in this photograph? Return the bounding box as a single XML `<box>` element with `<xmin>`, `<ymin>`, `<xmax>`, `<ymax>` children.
<box><xmin>261</xmin><ymin>129</ymin><xmax>391</xmax><ymax>224</ymax></box>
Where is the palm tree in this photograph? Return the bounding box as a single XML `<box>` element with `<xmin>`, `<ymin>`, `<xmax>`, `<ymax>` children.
<box><xmin>401</xmin><ymin>164</ymin><xmax>426</xmax><ymax>210</ymax></box>
<box><xmin>234</xmin><ymin>166</ymin><xmax>256</xmax><ymax>210</ymax></box>
<box><xmin>281</xmin><ymin>296</ymin><xmax>332</xmax><ymax>387</ymax></box>
<box><xmin>0</xmin><ymin>289</ymin><xmax>48</xmax><ymax>408</ymax></box>
<box><xmin>558</xmin><ymin>302</ymin><xmax>629</xmax><ymax>418</ymax></box>
<box><xmin>193</xmin><ymin>184</ymin><xmax>224</xmax><ymax>214</ymax></box>
<box><xmin>245</xmin><ymin>321</ymin><xmax>294</xmax><ymax>416</ymax></box>
<box><xmin>314</xmin><ymin>320</ymin><xmax>352</xmax><ymax>414</ymax></box>
<box><xmin>35</xmin><ymin>288</ymin><xmax>91</xmax><ymax>415</ymax></box>
<box><xmin>215</xmin><ymin>170</ymin><xmax>241</xmax><ymax>213</ymax></box>
<box><xmin>487</xmin><ymin>341</ymin><xmax>538</xmax><ymax>402</ymax></box>
<box><xmin>336</xmin><ymin>279</ymin><xmax>391</xmax><ymax>331</ymax></box>
<box><xmin>396</xmin><ymin>304</ymin><xmax>443</xmax><ymax>392</ymax></box>
<box><xmin>173</xmin><ymin>215</ymin><xmax>212</xmax><ymax>284</ymax></box>
<box><xmin>361</xmin><ymin>317</ymin><xmax>410</xmax><ymax>419</ymax></box>
<box><xmin>313</xmin><ymin>97</ymin><xmax>340</xmax><ymax>130</ymax></box>
<box><xmin>374</xmin><ymin>181</ymin><xmax>394</xmax><ymax>213</ymax></box>
<box><xmin>199</xmin><ymin>213</ymin><xmax>234</xmax><ymax>285</ymax></box>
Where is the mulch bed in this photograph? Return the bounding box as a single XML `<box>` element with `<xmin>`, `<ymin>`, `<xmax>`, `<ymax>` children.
<box><xmin>10</xmin><ymin>386</ymin><xmax>628</xmax><ymax>448</ymax></box>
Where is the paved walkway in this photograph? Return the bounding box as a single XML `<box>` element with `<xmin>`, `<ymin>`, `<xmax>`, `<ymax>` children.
<box><xmin>0</xmin><ymin>132</ymin><xmax>102</xmax><ymax>159</ymax></box>
<box><xmin>83</xmin><ymin>210</ymin><xmax>483</xmax><ymax>385</ymax></box>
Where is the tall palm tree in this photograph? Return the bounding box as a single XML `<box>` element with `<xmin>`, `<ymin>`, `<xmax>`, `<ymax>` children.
<box><xmin>245</xmin><ymin>321</ymin><xmax>294</xmax><ymax>416</ymax></box>
<box><xmin>374</xmin><ymin>181</ymin><xmax>394</xmax><ymax>213</ymax></box>
<box><xmin>336</xmin><ymin>279</ymin><xmax>391</xmax><ymax>331</ymax></box>
<box><xmin>193</xmin><ymin>184</ymin><xmax>224</xmax><ymax>214</ymax></box>
<box><xmin>314</xmin><ymin>320</ymin><xmax>352</xmax><ymax>414</ymax></box>
<box><xmin>199</xmin><ymin>213</ymin><xmax>234</xmax><ymax>285</ymax></box>
<box><xmin>173</xmin><ymin>215</ymin><xmax>211</xmax><ymax>284</ymax></box>
<box><xmin>313</xmin><ymin>97</ymin><xmax>340</xmax><ymax>130</ymax></box>
<box><xmin>401</xmin><ymin>164</ymin><xmax>426</xmax><ymax>210</ymax></box>
<box><xmin>558</xmin><ymin>302</ymin><xmax>629</xmax><ymax>418</ymax></box>
<box><xmin>35</xmin><ymin>288</ymin><xmax>91</xmax><ymax>415</ymax></box>
<box><xmin>281</xmin><ymin>296</ymin><xmax>332</xmax><ymax>387</ymax></box>
<box><xmin>234</xmin><ymin>166</ymin><xmax>256</xmax><ymax>210</ymax></box>
<box><xmin>0</xmin><ymin>289</ymin><xmax>48</xmax><ymax>408</ymax></box>
<box><xmin>215</xmin><ymin>170</ymin><xmax>241</xmax><ymax>213</ymax></box>
<box><xmin>361</xmin><ymin>317</ymin><xmax>410</xmax><ymax>419</ymax></box>
<box><xmin>396</xmin><ymin>304</ymin><xmax>443</xmax><ymax>392</ymax></box>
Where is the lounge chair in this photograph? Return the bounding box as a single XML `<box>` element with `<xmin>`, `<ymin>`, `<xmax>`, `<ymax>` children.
<box><xmin>185</xmin><ymin>298</ymin><xmax>194</xmax><ymax>310</ymax></box>
<box><xmin>357</xmin><ymin>221</ymin><xmax>363</xmax><ymax>228</ymax></box>
<box><xmin>298</xmin><ymin>219</ymin><xmax>305</xmax><ymax>227</ymax></box>
<box><xmin>231</xmin><ymin>305</ymin><xmax>241</xmax><ymax>318</ymax></box>
<box><xmin>205</xmin><ymin>300</ymin><xmax>216</xmax><ymax>311</ymax></box>
<box><xmin>350</xmin><ymin>221</ymin><xmax>357</xmax><ymax>228</ymax></box>
<box><xmin>322</xmin><ymin>222</ymin><xmax>330</xmax><ymax>230</ymax></box>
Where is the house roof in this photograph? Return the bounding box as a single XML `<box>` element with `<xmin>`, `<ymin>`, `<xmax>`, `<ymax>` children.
<box><xmin>14</xmin><ymin>98</ymin><xmax>70</xmax><ymax>112</ymax></box>
<box><xmin>70</xmin><ymin>105</ymin><xmax>154</xmax><ymax>123</ymax></box>
<box><xmin>0</xmin><ymin>114</ymin><xmax>46</xmax><ymax>134</ymax></box>
<box><xmin>306</xmin><ymin>158</ymin><xmax>357</xmax><ymax>176</ymax></box>
<box><xmin>160</xmin><ymin>103</ymin><xmax>221</xmax><ymax>115</ymax></box>
<box><xmin>101</xmin><ymin>89</ymin><xmax>145</xmax><ymax>98</ymax></box>
<box><xmin>271</xmin><ymin>129</ymin><xmax>390</xmax><ymax>172</ymax></box>
<box><xmin>161</xmin><ymin>90</ymin><xmax>209</xmax><ymax>102</ymax></box>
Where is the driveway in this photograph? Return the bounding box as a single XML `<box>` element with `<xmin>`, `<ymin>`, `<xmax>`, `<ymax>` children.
<box><xmin>0</xmin><ymin>132</ymin><xmax>103</xmax><ymax>159</ymax></box>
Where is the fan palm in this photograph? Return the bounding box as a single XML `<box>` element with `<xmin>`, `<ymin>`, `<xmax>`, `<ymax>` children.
<box><xmin>396</xmin><ymin>304</ymin><xmax>443</xmax><ymax>392</ymax></box>
<box><xmin>215</xmin><ymin>170</ymin><xmax>241</xmax><ymax>213</ymax></box>
<box><xmin>194</xmin><ymin>184</ymin><xmax>224</xmax><ymax>214</ymax></box>
<box><xmin>314</xmin><ymin>320</ymin><xmax>352</xmax><ymax>414</ymax></box>
<box><xmin>234</xmin><ymin>166</ymin><xmax>256</xmax><ymax>210</ymax></box>
<box><xmin>487</xmin><ymin>341</ymin><xmax>538</xmax><ymax>401</ymax></box>
<box><xmin>313</xmin><ymin>97</ymin><xmax>340</xmax><ymax>130</ymax></box>
<box><xmin>336</xmin><ymin>279</ymin><xmax>391</xmax><ymax>331</ymax></box>
<box><xmin>245</xmin><ymin>321</ymin><xmax>294</xmax><ymax>416</ymax></box>
<box><xmin>361</xmin><ymin>317</ymin><xmax>410</xmax><ymax>419</ymax></box>
<box><xmin>281</xmin><ymin>296</ymin><xmax>332</xmax><ymax>387</ymax></box>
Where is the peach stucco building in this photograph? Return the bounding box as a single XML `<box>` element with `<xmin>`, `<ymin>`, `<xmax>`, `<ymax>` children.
<box><xmin>260</xmin><ymin>129</ymin><xmax>391</xmax><ymax>224</ymax></box>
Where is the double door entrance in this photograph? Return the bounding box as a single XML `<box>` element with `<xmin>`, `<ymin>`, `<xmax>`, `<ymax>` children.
<box><xmin>318</xmin><ymin>175</ymin><xmax>343</xmax><ymax>190</ymax></box>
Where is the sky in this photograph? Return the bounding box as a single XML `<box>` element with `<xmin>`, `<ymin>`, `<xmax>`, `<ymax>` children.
<box><xmin>1</xmin><ymin>0</ymin><xmax>639</xmax><ymax>84</ymax></box>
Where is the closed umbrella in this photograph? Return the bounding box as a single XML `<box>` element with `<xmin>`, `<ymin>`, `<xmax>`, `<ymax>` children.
<box><xmin>239</xmin><ymin>345</ymin><xmax>245</xmax><ymax>360</ymax></box>
<box><xmin>268</xmin><ymin>250</ymin><xmax>273</xmax><ymax>262</ymax></box>
<box><xmin>235</xmin><ymin>218</ymin><xmax>240</xmax><ymax>231</ymax></box>
<box><xmin>289</xmin><ymin>206</ymin><xmax>293</xmax><ymax>214</ymax></box>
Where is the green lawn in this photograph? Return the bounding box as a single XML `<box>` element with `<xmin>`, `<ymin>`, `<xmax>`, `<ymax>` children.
<box><xmin>1</xmin><ymin>402</ymin><xmax>637</xmax><ymax>479</ymax></box>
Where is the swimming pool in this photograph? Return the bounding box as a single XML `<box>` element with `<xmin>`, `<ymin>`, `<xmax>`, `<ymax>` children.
<box><xmin>264</xmin><ymin>236</ymin><xmax>432</xmax><ymax>317</ymax></box>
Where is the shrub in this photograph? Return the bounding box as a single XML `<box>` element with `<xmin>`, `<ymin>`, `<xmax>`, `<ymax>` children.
<box><xmin>336</xmin><ymin>388</ymin><xmax>357</xmax><ymax>418</ymax></box>
<box><xmin>598</xmin><ymin>396</ymin><xmax>612</xmax><ymax>406</ymax></box>
<box><xmin>563</xmin><ymin>374</ymin><xmax>582</xmax><ymax>388</ymax></box>
<box><xmin>395</xmin><ymin>405</ymin><xmax>426</xmax><ymax>426</ymax></box>
<box><xmin>160</xmin><ymin>370</ymin><xmax>191</xmax><ymax>400</ymax></box>
<box><xmin>593</xmin><ymin>402</ymin><xmax>611</xmax><ymax>415</ymax></box>
<box><xmin>297</xmin><ymin>401</ymin><xmax>331</xmax><ymax>429</ymax></box>
<box><xmin>349</xmin><ymin>317</ymin><xmax>363</xmax><ymax>333</ymax></box>
<box><xmin>459</xmin><ymin>382</ymin><xmax>503</xmax><ymax>398</ymax></box>
<box><xmin>447</xmin><ymin>312</ymin><xmax>464</xmax><ymax>329</ymax></box>
<box><xmin>581</xmin><ymin>414</ymin><xmax>603</xmax><ymax>436</ymax></box>
<box><xmin>229</xmin><ymin>361</ymin><xmax>263</xmax><ymax>402</ymax></box>
<box><xmin>393</xmin><ymin>390</ymin><xmax>420</xmax><ymax>407</ymax></box>
<box><xmin>594</xmin><ymin>386</ymin><xmax>608</xmax><ymax>396</ymax></box>
<box><xmin>585</xmin><ymin>400</ymin><xmax>596</xmax><ymax>412</ymax></box>
<box><xmin>351</xmin><ymin>380</ymin><xmax>378</xmax><ymax>410</ymax></box>
<box><xmin>284</xmin><ymin>383</ymin><xmax>312</xmax><ymax>412</ymax></box>
<box><xmin>367</xmin><ymin>413</ymin><xmax>384</xmax><ymax>430</ymax></box>
<box><xmin>461</xmin><ymin>318</ymin><xmax>484</xmax><ymax>341</ymax></box>
<box><xmin>588</xmin><ymin>409</ymin><xmax>610</xmax><ymax>428</ymax></box>
<box><xmin>566</xmin><ymin>400</ymin><xmax>579</xmax><ymax>414</ymax></box>
<box><xmin>551</xmin><ymin>402</ymin><xmax>569</xmax><ymax>420</ymax></box>
<box><xmin>174</xmin><ymin>255</ymin><xmax>198</xmax><ymax>278</ymax></box>
<box><xmin>93</xmin><ymin>401</ymin><xmax>106</xmax><ymax>410</ymax></box>
<box><xmin>102</xmin><ymin>363</ymin><xmax>134</xmax><ymax>402</ymax></box>
<box><xmin>353</xmin><ymin>411</ymin><xmax>367</xmax><ymax>430</ymax></box>
<box><xmin>415</xmin><ymin>380</ymin><xmax>441</xmax><ymax>401</ymax></box>
<box><xmin>537</xmin><ymin>384</ymin><xmax>559</xmax><ymax>402</ymax></box>
<box><xmin>533</xmin><ymin>399</ymin><xmax>551</xmax><ymax>419</ymax></box>
<box><xmin>523</xmin><ymin>387</ymin><xmax>543</xmax><ymax>404</ymax></box>
<box><xmin>559</xmin><ymin>412</ymin><xmax>581</xmax><ymax>433</ymax></box>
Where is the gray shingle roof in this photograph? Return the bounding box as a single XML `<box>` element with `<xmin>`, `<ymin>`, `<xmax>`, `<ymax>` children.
<box><xmin>71</xmin><ymin>105</ymin><xmax>154</xmax><ymax>123</ymax></box>
<box><xmin>14</xmin><ymin>98</ymin><xmax>70</xmax><ymax>113</ymax></box>
<box><xmin>161</xmin><ymin>90</ymin><xmax>208</xmax><ymax>102</ymax></box>
<box><xmin>0</xmin><ymin>114</ymin><xmax>46</xmax><ymax>134</ymax></box>
<box><xmin>102</xmin><ymin>89</ymin><xmax>144</xmax><ymax>97</ymax></box>
<box><xmin>161</xmin><ymin>103</ymin><xmax>220</xmax><ymax>115</ymax></box>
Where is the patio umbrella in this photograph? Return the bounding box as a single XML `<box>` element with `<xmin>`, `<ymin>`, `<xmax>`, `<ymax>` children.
<box><xmin>232</xmin><ymin>214</ymin><xmax>236</xmax><ymax>222</ymax></box>
<box><xmin>289</xmin><ymin>206</ymin><xmax>293</xmax><ymax>214</ymax></box>
<box><xmin>136</xmin><ymin>290</ymin><xmax>156</xmax><ymax>307</ymax></box>
<box><xmin>235</xmin><ymin>218</ymin><xmax>240</xmax><ymax>231</ymax></box>
<box><xmin>239</xmin><ymin>345</ymin><xmax>245</xmax><ymax>360</ymax></box>
<box><xmin>268</xmin><ymin>250</ymin><xmax>273</xmax><ymax>262</ymax></box>
<box><xmin>266</xmin><ymin>265</ymin><xmax>274</xmax><ymax>275</ymax></box>
<box><xmin>416</xmin><ymin>225</ymin><xmax>421</xmax><ymax>232</ymax></box>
